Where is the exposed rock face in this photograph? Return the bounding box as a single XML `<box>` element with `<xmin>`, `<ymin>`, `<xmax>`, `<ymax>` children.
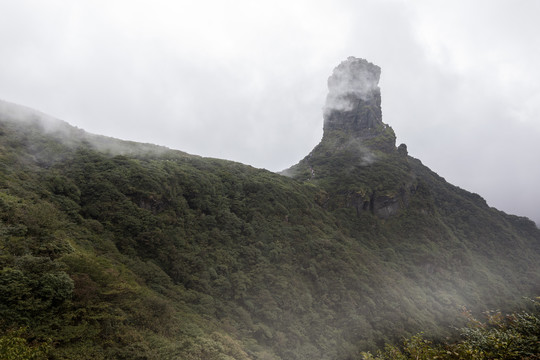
<box><xmin>323</xmin><ymin>57</ymin><xmax>384</xmax><ymax>140</ymax></box>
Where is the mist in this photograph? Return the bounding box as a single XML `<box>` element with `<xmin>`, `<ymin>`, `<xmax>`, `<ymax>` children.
<box><xmin>324</xmin><ymin>57</ymin><xmax>381</xmax><ymax>115</ymax></box>
<box><xmin>1</xmin><ymin>1</ymin><xmax>540</xmax><ymax>224</ymax></box>
<box><xmin>0</xmin><ymin>99</ymin><xmax>174</xmax><ymax>159</ymax></box>
<box><xmin>2</xmin><ymin>48</ymin><xmax>540</xmax><ymax>358</ymax></box>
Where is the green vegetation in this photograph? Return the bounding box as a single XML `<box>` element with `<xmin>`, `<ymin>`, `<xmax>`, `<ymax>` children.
<box><xmin>361</xmin><ymin>298</ymin><xmax>540</xmax><ymax>359</ymax></box>
<box><xmin>1</xmin><ymin>111</ymin><xmax>539</xmax><ymax>359</ymax></box>
<box><xmin>0</xmin><ymin>327</ymin><xmax>51</xmax><ymax>360</ymax></box>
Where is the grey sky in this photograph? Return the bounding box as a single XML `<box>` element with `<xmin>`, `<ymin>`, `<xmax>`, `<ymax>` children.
<box><xmin>1</xmin><ymin>0</ymin><xmax>539</xmax><ymax>224</ymax></box>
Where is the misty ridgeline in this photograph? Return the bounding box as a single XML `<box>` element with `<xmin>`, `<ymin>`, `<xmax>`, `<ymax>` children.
<box><xmin>0</xmin><ymin>57</ymin><xmax>539</xmax><ymax>360</ymax></box>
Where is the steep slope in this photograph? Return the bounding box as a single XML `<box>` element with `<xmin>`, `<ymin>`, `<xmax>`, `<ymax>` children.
<box><xmin>1</xmin><ymin>58</ymin><xmax>539</xmax><ymax>360</ymax></box>
<box><xmin>284</xmin><ymin>57</ymin><xmax>540</xmax><ymax>309</ymax></box>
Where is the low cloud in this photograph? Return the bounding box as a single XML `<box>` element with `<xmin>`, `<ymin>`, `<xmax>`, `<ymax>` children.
<box><xmin>0</xmin><ymin>99</ymin><xmax>172</xmax><ymax>158</ymax></box>
<box><xmin>324</xmin><ymin>57</ymin><xmax>381</xmax><ymax>115</ymax></box>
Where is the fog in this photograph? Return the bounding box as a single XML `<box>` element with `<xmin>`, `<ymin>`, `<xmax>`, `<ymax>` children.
<box><xmin>324</xmin><ymin>57</ymin><xmax>381</xmax><ymax>114</ymax></box>
<box><xmin>1</xmin><ymin>1</ymin><xmax>539</xmax><ymax>224</ymax></box>
<box><xmin>0</xmin><ymin>99</ymin><xmax>174</xmax><ymax>158</ymax></box>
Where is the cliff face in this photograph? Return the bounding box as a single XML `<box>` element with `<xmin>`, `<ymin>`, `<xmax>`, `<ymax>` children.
<box><xmin>323</xmin><ymin>57</ymin><xmax>384</xmax><ymax>138</ymax></box>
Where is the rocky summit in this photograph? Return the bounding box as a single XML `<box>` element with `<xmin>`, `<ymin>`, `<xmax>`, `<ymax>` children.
<box><xmin>284</xmin><ymin>57</ymin><xmax>411</xmax><ymax>218</ymax></box>
<box><xmin>323</xmin><ymin>57</ymin><xmax>384</xmax><ymax>139</ymax></box>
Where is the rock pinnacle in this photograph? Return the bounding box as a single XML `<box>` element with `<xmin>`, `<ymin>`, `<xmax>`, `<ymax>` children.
<box><xmin>323</xmin><ymin>57</ymin><xmax>384</xmax><ymax>139</ymax></box>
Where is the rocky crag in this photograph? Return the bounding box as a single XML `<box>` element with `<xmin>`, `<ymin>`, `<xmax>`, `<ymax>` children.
<box><xmin>284</xmin><ymin>57</ymin><xmax>414</xmax><ymax>218</ymax></box>
<box><xmin>323</xmin><ymin>57</ymin><xmax>384</xmax><ymax>138</ymax></box>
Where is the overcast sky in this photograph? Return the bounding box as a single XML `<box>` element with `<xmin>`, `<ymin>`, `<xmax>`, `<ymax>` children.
<box><xmin>1</xmin><ymin>0</ymin><xmax>539</xmax><ymax>224</ymax></box>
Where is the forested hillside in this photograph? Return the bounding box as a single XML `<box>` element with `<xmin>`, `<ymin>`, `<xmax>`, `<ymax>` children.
<box><xmin>1</xmin><ymin>58</ymin><xmax>539</xmax><ymax>360</ymax></box>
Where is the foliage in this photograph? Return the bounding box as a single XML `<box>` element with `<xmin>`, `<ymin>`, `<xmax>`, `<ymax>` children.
<box><xmin>1</xmin><ymin>113</ymin><xmax>540</xmax><ymax>359</ymax></box>
<box><xmin>361</xmin><ymin>298</ymin><xmax>540</xmax><ymax>359</ymax></box>
<box><xmin>0</xmin><ymin>327</ymin><xmax>51</xmax><ymax>360</ymax></box>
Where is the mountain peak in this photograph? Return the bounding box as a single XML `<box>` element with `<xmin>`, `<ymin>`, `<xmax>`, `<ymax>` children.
<box><xmin>323</xmin><ymin>57</ymin><xmax>385</xmax><ymax>137</ymax></box>
<box><xmin>283</xmin><ymin>57</ymin><xmax>408</xmax><ymax>217</ymax></box>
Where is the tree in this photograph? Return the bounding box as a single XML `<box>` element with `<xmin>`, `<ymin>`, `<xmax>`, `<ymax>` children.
<box><xmin>0</xmin><ymin>328</ymin><xmax>50</xmax><ymax>360</ymax></box>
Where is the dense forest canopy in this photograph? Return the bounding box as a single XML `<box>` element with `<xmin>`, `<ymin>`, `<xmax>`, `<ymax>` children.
<box><xmin>0</xmin><ymin>58</ymin><xmax>539</xmax><ymax>359</ymax></box>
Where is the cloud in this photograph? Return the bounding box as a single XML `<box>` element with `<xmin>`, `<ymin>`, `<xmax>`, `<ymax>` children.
<box><xmin>323</xmin><ymin>57</ymin><xmax>381</xmax><ymax>116</ymax></box>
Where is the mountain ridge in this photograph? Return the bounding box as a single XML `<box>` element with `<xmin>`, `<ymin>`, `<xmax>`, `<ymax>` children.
<box><xmin>1</xmin><ymin>58</ymin><xmax>539</xmax><ymax>359</ymax></box>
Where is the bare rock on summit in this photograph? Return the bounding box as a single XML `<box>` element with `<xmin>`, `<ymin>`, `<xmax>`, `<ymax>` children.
<box><xmin>323</xmin><ymin>57</ymin><xmax>385</xmax><ymax>140</ymax></box>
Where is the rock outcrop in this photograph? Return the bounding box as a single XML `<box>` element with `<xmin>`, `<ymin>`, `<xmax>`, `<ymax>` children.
<box><xmin>284</xmin><ymin>57</ymin><xmax>413</xmax><ymax>218</ymax></box>
<box><xmin>322</xmin><ymin>57</ymin><xmax>394</xmax><ymax>148</ymax></box>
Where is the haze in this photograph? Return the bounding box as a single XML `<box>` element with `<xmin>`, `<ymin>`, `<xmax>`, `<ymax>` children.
<box><xmin>1</xmin><ymin>0</ymin><xmax>539</xmax><ymax>225</ymax></box>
